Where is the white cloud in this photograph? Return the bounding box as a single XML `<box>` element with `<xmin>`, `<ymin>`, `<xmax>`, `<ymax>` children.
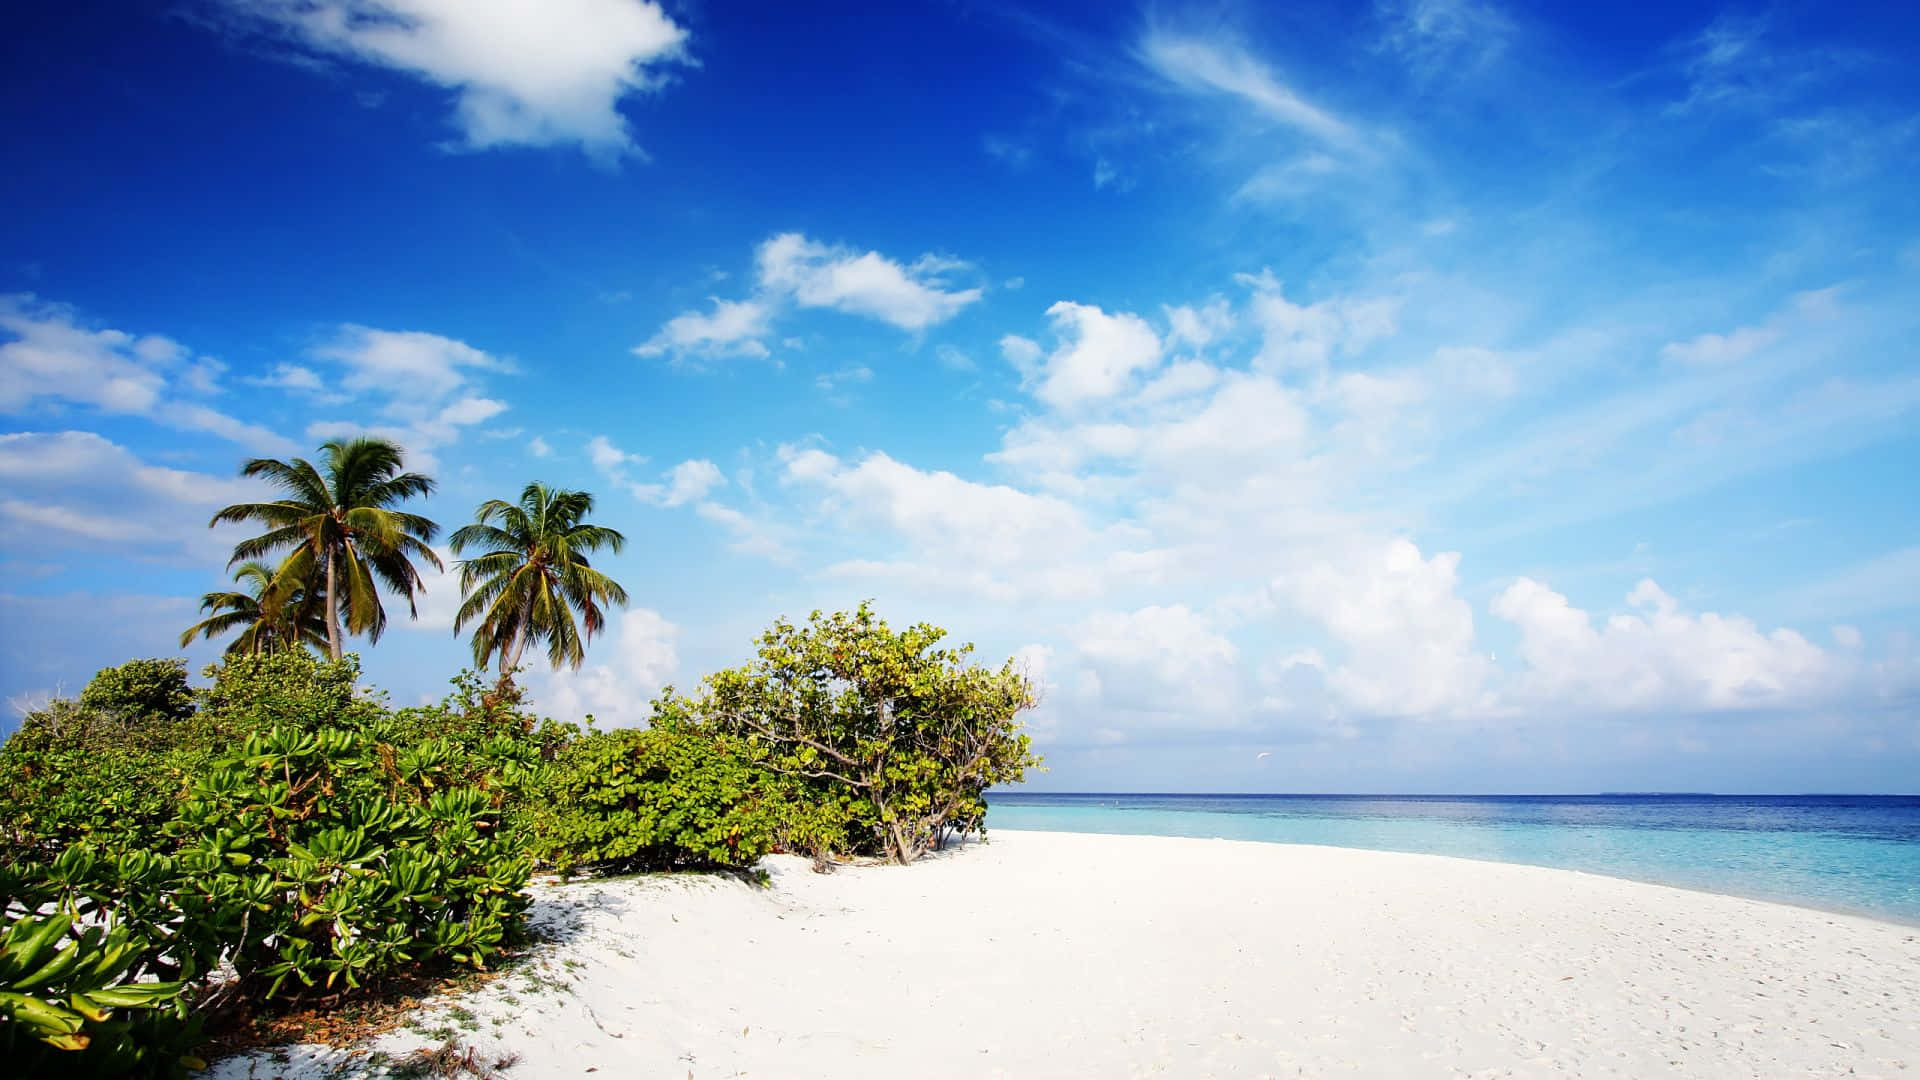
<box><xmin>1026</xmin><ymin>301</ymin><xmax>1163</xmax><ymax>410</ymax></box>
<box><xmin>1669</xmin><ymin>14</ymin><xmax>1791</xmax><ymax>114</ymax></box>
<box><xmin>0</xmin><ymin>431</ymin><xmax>259</xmax><ymax>564</ymax></box>
<box><xmin>314</xmin><ymin>325</ymin><xmax>509</xmax><ymax>403</ymax></box>
<box><xmin>400</xmin><ymin>546</ymin><xmax>462</xmax><ymax>632</ymax></box>
<box><xmin>1274</xmin><ymin>539</ymin><xmax>1490</xmax><ymax>718</ymax></box>
<box><xmin>1661</xmin><ymin>324</ymin><xmax>1781</xmax><ymax>365</ymax></box>
<box><xmin>756</xmin><ymin>233</ymin><xmax>982</xmax><ymax>332</ymax></box>
<box><xmin>587</xmin><ymin>434</ymin><xmax>640</xmax><ymax>474</ymax></box>
<box><xmin>217</xmin><ymin>0</ymin><xmax>690</xmax><ymax>158</ymax></box>
<box><xmin>999</xmin><ymin>334</ymin><xmax>1044</xmax><ymax>378</ymax></box>
<box><xmin>813</xmin><ymin>365</ymin><xmax>874</xmax><ymax>394</ymax></box>
<box><xmin>1238</xmin><ymin>270</ymin><xmax>1397</xmax><ymax>372</ymax></box>
<box><xmin>244</xmin><ymin>362</ymin><xmax>339</xmax><ymax>399</ymax></box>
<box><xmin>0</xmin><ymin>295</ymin><xmax>295</xmax><ymax>454</ymax></box>
<box><xmin>632</xmin><ymin>298</ymin><xmax>772</xmax><ymax>362</ymax></box>
<box><xmin>793</xmin><ymin>449</ymin><xmax>1090</xmax><ymax>569</ymax></box>
<box><xmin>1492</xmin><ymin>577</ymin><xmax>1841</xmax><ymax>712</ymax></box>
<box><xmin>935</xmin><ymin>344</ymin><xmax>975</xmax><ymax>371</ymax></box>
<box><xmin>527</xmin><ymin>608</ymin><xmax>681</xmax><ymax>726</ymax></box>
<box><xmin>1076</xmin><ymin>605</ymin><xmax>1242</xmax><ymax>716</ymax></box>
<box><xmin>1139</xmin><ymin>30</ymin><xmax>1356</xmax><ymax>146</ymax></box>
<box><xmin>528</xmin><ymin>435</ymin><xmax>552</xmax><ymax>458</ymax></box>
<box><xmin>303</xmin><ymin>326</ymin><xmax>513</xmax><ymax>468</ymax></box>
<box><xmin>1374</xmin><ymin>0</ymin><xmax>1514</xmax><ymax>82</ymax></box>
<box><xmin>633</xmin><ymin>458</ymin><xmax>725</xmax><ymax>507</ymax></box>
<box><xmin>1164</xmin><ymin>298</ymin><xmax>1234</xmax><ymax>351</ymax></box>
<box><xmin>637</xmin><ymin>233</ymin><xmax>983</xmax><ymax>364</ymax></box>
<box><xmin>691</xmin><ymin>500</ymin><xmax>787</xmax><ymax>560</ymax></box>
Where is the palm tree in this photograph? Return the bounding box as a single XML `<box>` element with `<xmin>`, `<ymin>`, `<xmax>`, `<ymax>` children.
<box><xmin>178</xmin><ymin>560</ymin><xmax>329</xmax><ymax>656</ymax></box>
<box><xmin>209</xmin><ymin>438</ymin><xmax>442</xmax><ymax>660</ymax></box>
<box><xmin>450</xmin><ymin>482</ymin><xmax>629</xmax><ymax>684</ymax></box>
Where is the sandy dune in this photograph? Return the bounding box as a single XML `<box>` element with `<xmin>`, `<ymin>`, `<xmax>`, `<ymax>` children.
<box><xmin>212</xmin><ymin>830</ymin><xmax>1920</xmax><ymax>1078</ymax></box>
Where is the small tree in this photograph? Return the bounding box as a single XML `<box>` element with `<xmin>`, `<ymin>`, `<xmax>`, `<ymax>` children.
<box><xmin>78</xmin><ymin>658</ymin><xmax>195</xmax><ymax>724</ymax></box>
<box><xmin>671</xmin><ymin>603</ymin><xmax>1041</xmax><ymax>865</ymax></box>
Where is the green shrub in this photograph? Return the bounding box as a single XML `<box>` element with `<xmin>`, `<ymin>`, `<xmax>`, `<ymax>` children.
<box><xmin>668</xmin><ymin>603</ymin><xmax>1042</xmax><ymax>864</ymax></box>
<box><xmin>0</xmin><ymin>654</ymin><xmax>551</xmax><ymax>1075</ymax></box>
<box><xmin>531</xmin><ymin>727</ymin><xmax>778</xmax><ymax>874</ymax></box>
<box><xmin>196</xmin><ymin>650</ymin><xmax>382</xmax><ymax>736</ymax></box>
<box><xmin>166</xmin><ymin>725</ymin><xmax>533</xmax><ymax>999</ymax></box>
<box><xmin>0</xmin><ymin>731</ymin><xmax>195</xmax><ymax>858</ymax></box>
<box><xmin>77</xmin><ymin>658</ymin><xmax>195</xmax><ymax>726</ymax></box>
<box><xmin>0</xmin><ymin>914</ymin><xmax>199</xmax><ymax>1079</ymax></box>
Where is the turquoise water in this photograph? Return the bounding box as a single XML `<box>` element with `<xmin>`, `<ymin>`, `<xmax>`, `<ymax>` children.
<box><xmin>985</xmin><ymin>793</ymin><xmax>1920</xmax><ymax>925</ymax></box>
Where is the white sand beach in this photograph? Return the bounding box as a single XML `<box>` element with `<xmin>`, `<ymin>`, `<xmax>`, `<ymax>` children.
<box><xmin>213</xmin><ymin>830</ymin><xmax>1920</xmax><ymax>1079</ymax></box>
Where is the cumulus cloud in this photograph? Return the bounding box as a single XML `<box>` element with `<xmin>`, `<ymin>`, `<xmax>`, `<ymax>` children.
<box><xmin>314</xmin><ymin>325</ymin><xmax>510</xmax><ymax>402</ymax></box>
<box><xmin>1076</xmin><ymin>605</ymin><xmax>1242</xmax><ymax>717</ymax></box>
<box><xmin>1164</xmin><ymin>298</ymin><xmax>1234</xmax><ymax>351</ymax></box>
<box><xmin>0</xmin><ymin>295</ymin><xmax>295</xmax><ymax>454</ymax></box>
<box><xmin>212</xmin><ymin>0</ymin><xmax>691</xmax><ymax>157</ymax></box>
<box><xmin>788</xmin><ymin>448</ymin><xmax>1089</xmax><ymax>569</ymax></box>
<box><xmin>1026</xmin><ymin>301</ymin><xmax>1163</xmax><ymax>410</ymax></box>
<box><xmin>636</xmin><ymin>233</ymin><xmax>982</xmax><ymax>364</ymax></box>
<box><xmin>1275</xmin><ymin>539</ymin><xmax>1491</xmax><ymax>718</ymax></box>
<box><xmin>527</xmin><ymin>608</ymin><xmax>680</xmax><ymax>726</ymax></box>
<box><xmin>1238</xmin><ymin>270</ymin><xmax>1397</xmax><ymax>372</ymax></box>
<box><xmin>633</xmin><ymin>458</ymin><xmax>726</xmax><ymax>507</ymax></box>
<box><xmin>587</xmin><ymin>434</ymin><xmax>640</xmax><ymax>474</ymax></box>
<box><xmin>632</xmin><ymin>298</ymin><xmax>772</xmax><ymax>362</ymax></box>
<box><xmin>757</xmin><ymin>234</ymin><xmax>982</xmax><ymax>331</ymax></box>
<box><xmin>1492</xmin><ymin>577</ymin><xmax>1842</xmax><ymax>713</ymax></box>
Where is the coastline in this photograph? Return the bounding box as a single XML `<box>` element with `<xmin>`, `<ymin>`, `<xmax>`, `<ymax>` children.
<box><xmin>988</xmin><ymin>820</ymin><xmax>1920</xmax><ymax>931</ymax></box>
<box><xmin>210</xmin><ymin>829</ymin><xmax>1920</xmax><ymax>1078</ymax></box>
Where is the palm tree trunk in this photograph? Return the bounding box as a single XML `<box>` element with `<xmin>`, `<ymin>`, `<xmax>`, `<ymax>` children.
<box><xmin>324</xmin><ymin>547</ymin><xmax>343</xmax><ymax>661</ymax></box>
<box><xmin>503</xmin><ymin>630</ymin><xmax>528</xmax><ymax>685</ymax></box>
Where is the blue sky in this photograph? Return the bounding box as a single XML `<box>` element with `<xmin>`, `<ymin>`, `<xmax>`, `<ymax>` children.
<box><xmin>3</xmin><ymin>0</ymin><xmax>1917</xmax><ymax>792</ymax></box>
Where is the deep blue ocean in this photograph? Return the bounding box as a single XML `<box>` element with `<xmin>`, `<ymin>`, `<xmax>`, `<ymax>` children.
<box><xmin>985</xmin><ymin>792</ymin><xmax>1920</xmax><ymax>925</ymax></box>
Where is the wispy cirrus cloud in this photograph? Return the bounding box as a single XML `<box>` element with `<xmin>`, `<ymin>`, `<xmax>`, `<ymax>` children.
<box><xmin>0</xmin><ymin>295</ymin><xmax>295</xmax><ymax>455</ymax></box>
<box><xmin>1138</xmin><ymin>29</ymin><xmax>1357</xmax><ymax>147</ymax></box>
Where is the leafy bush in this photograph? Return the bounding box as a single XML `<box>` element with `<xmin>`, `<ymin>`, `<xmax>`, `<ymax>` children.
<box><xmin>531</xmin><ymin>727</ymin><xmax>778</xmax><ymax>874</ymax></box>
<box><xmin>196</xmin><ymin>650</ymin><xmax>383</xmax><ymax>737</ymax></box>
<box><xmin>0</xmin><ymin>914</ymin><xmax>199</xmax><ymax>1079</ymax></box>
<box><xmin>77</xmin><ymin>658</ymin><xmax>195</xmax><ymax>726</ymax></box>
<box><xmin>666</xmin><ymin>603</ymin><xmax>1042</xmax><ymax>864</ymax></box>
<box><xmin>0</xmin><ymin>726</ymin><xmax>196</xmax><ymax>858</ymax></box>
<box><xmin>0</xmin><ymin>653</ymin><xmax>549</xmax><ymax>1075</ymax></box>
<box><xmin>166</xmin><ymin>725</ymin><xmax>533</xmax><ymax>1000</ymax></box>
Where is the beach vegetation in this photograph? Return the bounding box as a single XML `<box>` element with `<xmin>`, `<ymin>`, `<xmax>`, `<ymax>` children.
<box><xmin>665</xmin><ymin>602</ymin><xmax>1041</xmax><ymax>864</ymax></box>
<box><xmin>0</xmin><ymin>652</ymin><xmax>552</xmax><ymax>1076</ymax></box>
<box><xmin>449</xmin><ymin>482</ymin><xmax>629</xmax><ymax>692</ymax></box>
<box><xmin>76</xmin><ymin>657</ymin><xmax>195</xmax><ymax>725</ymax></box>
<box><xmin>4</xmin><ymin>443</ymin><xmax>1044</xmax><ymax>1072</ymax></box>
<box><xmin>528</xmin><ymin>726</ymin><xmax>778</xmax><ymax>874</ymax></box>
<box><xmin>179</xmin><ymin>560</ymin><xmax>330</xmax><ymax>656</ymax></box>
<box><xmin>208</xmin><ymin>437</ymin><xmax>442</xmax><ymax>660</ymax></box>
